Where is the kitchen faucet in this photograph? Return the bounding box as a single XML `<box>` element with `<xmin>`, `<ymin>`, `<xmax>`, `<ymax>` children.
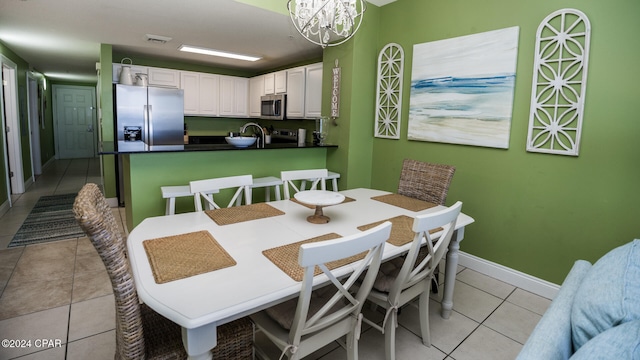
<box><xmin>240</xmin><ymin>122</ymin><xmax>265</xmax><ymax>148</ymax></box>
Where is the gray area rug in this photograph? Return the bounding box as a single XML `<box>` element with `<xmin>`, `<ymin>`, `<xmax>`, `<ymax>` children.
<box><xmin>9</xmin><ymin>193</ymin><xmax>86</xmax><ymax>247</ymax></box>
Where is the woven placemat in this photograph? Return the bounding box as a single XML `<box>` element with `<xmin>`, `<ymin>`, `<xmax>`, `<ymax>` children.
<box><xmin>357</xmin><ymin>215</ymin><xmax>442</xmax><ymax>247</ymax></box>
<box><xmin>290</xmin><ymin>196</ymin><xmax>356</xmax><ymax>209</ymax></box>
<box><xmin>371</xmin><ymin>193</ymin><xmax>437</xmax><ymax>212</ymax></box>
<box><xmin>205</xmin><ymin>203</ymin><xmax>285</xmax><ymax>225</ymax></box>
<box><xmin>263</xmin><ymin>233</ymin><xmax>366</xmax><ymax>281</ymax></box>
<box><xmin>143</xmin><ymin>230</ymin><xmax>236</xmax><ymax>284</ymax></box>
<box><xmin>358</xmin><ymin>215</ymin><xmax>415</xmax><ymax>247</ymax></box>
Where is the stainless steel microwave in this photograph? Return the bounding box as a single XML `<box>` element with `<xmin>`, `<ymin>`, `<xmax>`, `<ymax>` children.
<box><xmin>260</xmin><ymin>94</ymin><xmax>286</xmax><ymax>120</ymax></box>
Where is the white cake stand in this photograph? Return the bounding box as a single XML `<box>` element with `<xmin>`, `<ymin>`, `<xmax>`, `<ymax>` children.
<box><xmin>294</xmin><ymin>190</ymin><xmax>346</xmax><ymax>224</ymax></box>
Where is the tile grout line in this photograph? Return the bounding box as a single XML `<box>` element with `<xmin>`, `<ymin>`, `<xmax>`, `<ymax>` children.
<box><xmin>63</xmin><ymin>239</ymin><xmax>80</xmax><ymax>359</ymax></box>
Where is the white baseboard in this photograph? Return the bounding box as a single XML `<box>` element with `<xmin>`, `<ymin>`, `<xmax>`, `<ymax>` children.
<box><xmin>0</xmin><ymin>200</ymin><xmax>9</xmax><ymax>218</ymax></box>
<box><xmin>458</xmin><ymin>251</ymin><xmax>560</xmax><ymax>300</ymax></box>
<box><xmin>24</xmin><ymin>177</ymin><xmax>34</xmax><ymax>190</ymax></box>
<box><xmin>41</xmin><ymin>157</ymin><xmax>55</xmax><ymax>171</ymax></box>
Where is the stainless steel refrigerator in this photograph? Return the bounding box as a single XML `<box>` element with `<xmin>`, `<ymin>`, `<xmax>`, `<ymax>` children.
<box><xmin>114</xmin><ymin>84</ymin><xmax>184</xmax><ymax>205</ymax></box>
<box><xmin>114</xmin><ymin>84</ymin><xmax>184</xmax><ymax>147</ymax></box>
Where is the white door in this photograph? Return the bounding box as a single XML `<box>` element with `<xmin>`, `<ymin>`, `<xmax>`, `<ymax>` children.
<box><xmin>54</xmin><ymin>85</ymin><xmax>97</xmax><ymax>159</ymax></box>
<box><xmin>2</xmin><ymin>58</ymin><xmax>25</xmax><ymax>195</ymax></box>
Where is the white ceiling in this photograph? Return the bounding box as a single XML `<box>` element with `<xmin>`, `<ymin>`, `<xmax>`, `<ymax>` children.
<box><xmin>0</xmin><ymin>0</ymin><xmax>395</xmax><ymax>82</ymax></box>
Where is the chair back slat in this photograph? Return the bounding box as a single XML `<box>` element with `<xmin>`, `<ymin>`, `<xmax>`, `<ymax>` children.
<box><xmin>190</xmin><ymin>175</ymin><xmax>253</xmax><ymax>211</ymax></box>
<box><xmin>281</xmin><ymin>169</ymin><xmax>329</xmax><ymax>199</ymax></box>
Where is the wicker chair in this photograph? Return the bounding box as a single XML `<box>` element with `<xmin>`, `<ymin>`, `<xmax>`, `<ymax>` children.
<box><xmin>73</xmin><ymin>183</ymin><xmax>254</xmax><ymax>360</ymax></box>
<box><xmin>397</xmin><ymin>159</ymin><xmax>456</xmax><ymax>206</ymax></box>
<box><xmin>397</xmin><ymin>159</ymin><xmax>456</xmax><ymax>294</ymax></box>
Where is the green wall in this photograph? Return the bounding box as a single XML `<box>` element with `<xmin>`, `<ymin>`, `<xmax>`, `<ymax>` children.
<box><xmin>0</xmin><ymin>41</ymin><xmax>55</xmax><ymax>205</ymax></box>
<box><xmin>100</xmin><ymin>44</ymin><xmax>117</xmax><ymax>199</ymax></box>
<box><xmin>358</xmin><ymin>0</ymin><xmax>640</xmax><ymax>284</ymax></box>
<box><xmin>323</xmin><ymin>4</ymin><xmax>381</xmax><ymax>191</ymax></box>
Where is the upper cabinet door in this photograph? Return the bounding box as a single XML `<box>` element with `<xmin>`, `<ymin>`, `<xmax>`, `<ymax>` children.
<box><xmin>274</xmin><ymin>70</ymin><xmax>287</xmax><ymax>94</ymax></box>
<box><xmin>181</xmin><ymin>71</ymin><xmax>219</xmax><ymax>116</ymax></box>
<box><xmin>148</xmin><ymin>67</ymin><xmax>180</xmax><ymax>88</ymax></box>
<box><xmin>249</xmin><ymin>76</ymin><xmax>265</xmax><ymax>117</ymax></box>
<box><xmin>264</xmin><ymin>73</ymin><xmax>275</xmax><ymax>95</ymax></box>
<box><xmin>219</xmin><ymin>76</ymin><xmax>249</xmax><ymax>117</ymax></box>
<box><xmin>286</xmin><ymin>67</ymin><xmax>306</xmax><ymax>119</ymax></box>
<box><xmin>304</xmin><ymin>63</ymin><xmax>323</xmax><ymax>118</ymax></box>
<box><xmin>199</xmin><ymin>73</ymin><xmax>220</xmax><ymax>116</ymax></box>
<box><xmin>181</xmin><ymin>71</ymin><xmax>200</xmax><ymax>115</ymax></box>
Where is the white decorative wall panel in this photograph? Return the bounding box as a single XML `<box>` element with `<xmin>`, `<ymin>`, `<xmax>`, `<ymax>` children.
<box><xmin>375</xmin><ymin>43</ymin><xmax>404</xmax><ymax>139</ymax></box>
<box><xmin>526</xmin><ymin>9</ymin><xmax>591</xmax><ymax>156</ymax></box>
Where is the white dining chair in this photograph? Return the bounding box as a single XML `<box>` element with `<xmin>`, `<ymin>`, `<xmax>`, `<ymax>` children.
<box><xmin>300</xmin><ymin>171</ymin><xmax>341</xmax><ymax>192</ymax></box>
<box><xmin>189</xmin><ymin>174</ymin><xmax>253</xmax><ymax>211</ymax></box>
<box><xmin>399</xmin><ymin>159</ymin><xmax>457</xmax><ymax>294</ymax></box>
<box><xmin>280</xmin><ymin>169</ymin><xmax>329</xmax><ymax>200</ymax></box>
<box><xmin>364</xmin><ymin>201</ymin><xmax>462</xmax><ymax>360</ymax></box>
<box><xmin>251</xmin><ymin>221</ymin><xmax>391</xmax><ymax>360</ymax></box>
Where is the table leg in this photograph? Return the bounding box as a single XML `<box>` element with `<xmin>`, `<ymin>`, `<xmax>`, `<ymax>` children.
<box><xmin>182</xmin><ymin>323</ymin><xmax>217</xmax><ymax>360</ymax></box>
<box><xmin>441</xmin><ymin>228</ymin><xmax>465</xmax><ymax>319</ymax></box>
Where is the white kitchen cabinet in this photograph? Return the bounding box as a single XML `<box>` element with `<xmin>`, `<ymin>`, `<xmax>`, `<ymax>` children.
<box><xmin>264</xmin><ymin>73</ymin><xmax>275</xmax><ymax>95</ymax></box>
<box><xmin>286</xmin><ymin>63</ymin><xmax>322</xmax><ymax>119</ymax></box>
<box><xmin>274</xmin><ymin>70</ymin><xmax>287</xmax><ymax>93</ymax></box>
<box><xmin>148</xmin><ymin>67</ymin><xmax>180</xmax><ymax>88</ymax></box>
<box><xmin>264</xmin><ymin>70</ymin><xmax>287</xmax><ymax>95</ymax></box>
<box><xmin>249</xmin><ymin>75</ymin><xmax>265</xmax><ymax>117</ymax></box>
<box><xmin>219</xmin><ymin>76</ymin><xmax>249</xmax><ymax>117</ymax></box>
<box><xmin>181</xmin><ymin>71</ymin><xmax>219</xmax><ymax>116</ymax></box>
<box><xmin>304</xmin><ymin>63</ymin><xmax>323</xmax><ymax>118</ymax></box>
<box><xmin>286</xmin><ymin>66</ymin><xmax>306</xmax><ymax>119</ymax></box>
<box><xmin>112</xmin><ymin>63</ymin><xmax>148</xmax><ymax>83</ymax></box>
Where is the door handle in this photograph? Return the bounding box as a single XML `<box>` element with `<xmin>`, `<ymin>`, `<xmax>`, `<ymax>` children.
<box><xmin>87</xmin><ymin>124</ymin><xmax>94</xmax><ymax>132</ymax></box>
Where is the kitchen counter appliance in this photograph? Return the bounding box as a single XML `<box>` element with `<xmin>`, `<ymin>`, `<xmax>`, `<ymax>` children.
<box><xmin>114</xmin><ymin>84</ymin><xmax>184</xmax><ymax>146</ymax></box>
<box><xmin>271</xmin><ymin>128</ymin><xmax>298</xmax><ymax>143</ymax></box>
<box><xmin>114</xmin><ymin>84</ymin><xmax>184</xmax><ymax>205</ymax></box>
<box><xmin>260</xmin><ymin>94</ymin><xmax>286</xmax><ymax>120</ymax></box>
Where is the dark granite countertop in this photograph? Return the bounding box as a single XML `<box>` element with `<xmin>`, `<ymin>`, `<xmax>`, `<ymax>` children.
<box><xmin>99</xmin><ymin>139</ymin><xmax>336</xmax><ymax>155</ymax></box>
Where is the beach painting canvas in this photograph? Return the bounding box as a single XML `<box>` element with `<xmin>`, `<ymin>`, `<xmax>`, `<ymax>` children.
<box><xmin>408</xmin><ymin>27</ymin><xmax>519</xmax><ymax>149</ymax></box>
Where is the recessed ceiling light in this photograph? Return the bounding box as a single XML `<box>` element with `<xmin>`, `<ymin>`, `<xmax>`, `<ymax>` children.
<box><xmin>178</xmin><ymin>45</ymin><xmax>261</xmax><ymax>62</ymax></box>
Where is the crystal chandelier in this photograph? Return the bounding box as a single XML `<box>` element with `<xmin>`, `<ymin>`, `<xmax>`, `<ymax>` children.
<box><xmin>287</xmin><ymin>0</ymin><xmax>366</xmax><ymax>48</ymax></box>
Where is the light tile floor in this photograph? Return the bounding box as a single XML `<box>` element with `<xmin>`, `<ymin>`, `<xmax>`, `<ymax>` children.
<box><xmin>0</xmin><ymin>158</ymin><xmax>550</xmax><ymax>360</ymax></box>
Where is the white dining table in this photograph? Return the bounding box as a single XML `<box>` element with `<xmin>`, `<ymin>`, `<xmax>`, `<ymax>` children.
<box><xmin>126</xmin><ymin>188</ymin><xmax>475</xmax><ymax>359</ymax></box>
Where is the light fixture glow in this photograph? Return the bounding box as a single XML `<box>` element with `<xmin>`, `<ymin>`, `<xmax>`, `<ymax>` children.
<box><xmin>43</xmin><ymin>72</ymin><xmax>96</xmax><ymax>82</ymax></box>
<box><xmin>287</xmin><ymin>0</ymin><xmax>366</xmax><ymax>48</ymax></box>
<box><xmin>178</xmin><ymin>45</ymin><xmax>261</xmax><ymax>62</ymax></box>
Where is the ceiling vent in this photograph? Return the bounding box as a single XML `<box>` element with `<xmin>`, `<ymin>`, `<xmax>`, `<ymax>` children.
<box><xmin>145</xmin><ymin>34</ymin><xmax>172</xmax><ymax>44</ymax></box>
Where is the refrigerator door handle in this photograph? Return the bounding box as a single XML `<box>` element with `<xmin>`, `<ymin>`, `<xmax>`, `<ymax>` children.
<box><xmin>147</xmin><ymin>105</ymin><xmax>153</xmax><ymax>145</ymax></box>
